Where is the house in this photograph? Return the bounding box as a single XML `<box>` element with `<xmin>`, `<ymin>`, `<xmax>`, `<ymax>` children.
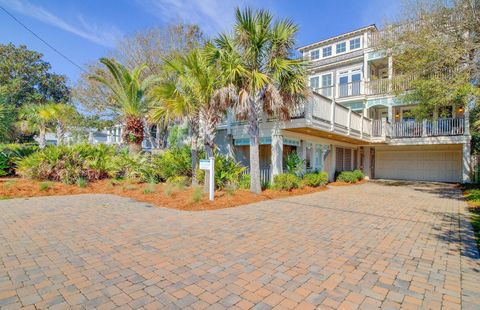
<box><xmin>216</xmin><ymin>25</ymin><xmax>471</xmax><ymax>183</ymax></box>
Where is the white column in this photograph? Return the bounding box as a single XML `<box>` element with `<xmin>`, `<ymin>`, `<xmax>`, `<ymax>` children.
<box><xmin>363</xmin><ymin>146</ymin><xmax>371</xmax><ymax>179</ymax></box>
<box><xmin>271</xmin><ymin>132</ymin><xmax>283</xmax><ymax>178</ymax></box>
<box><xmin>387</xmin><ymin>105</ymin><xmax>393</xmax><ymax>123</ymax></box>
<box><xmin>299</xmin><ymin>140</ymin><xmax>307</xmax><ymax>172</ymax></box>
<box><xmin>463</xmin><ymin>142</ymin><xmax>471</xmax><ymax>183</ymax></box>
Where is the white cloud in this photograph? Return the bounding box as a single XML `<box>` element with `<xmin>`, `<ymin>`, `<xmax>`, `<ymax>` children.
<box><xmin>0</xmin><ymin>0</ymin><xmax>123</xmax><ymax>48</ymax></box>
<box><xmin>135</xmin><ymin>0</ymin><xmax>273</xmax><ymax>35</ymax></box>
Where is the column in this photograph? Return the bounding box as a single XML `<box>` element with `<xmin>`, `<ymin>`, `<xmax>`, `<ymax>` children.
<box><xmin>387</xmin><ymin>105</ymin><xmax>393</xmax><ymax>123</ymax></box>
<box><xmin>226</xmin><ymin>134</ymin><xmax>235</xmax><ymax>159</ymax></box>
<box><xmin>363</xmin><ymin>146</ymin><xmax>371</xmax><ymax>179</ymax></box>
<box><xmin>463</xmin><ymin>141</ymin><xmax>471</xmax><ymax>183</ymax></box>
<box><xmin>271</xmin><ymin>132</ymin><xmax>283</xmax><ymax>178</ymax></box>
<box><xmin>328</xmin><ymin>145</ymin><xmax>336</xmax><ymax>181</ymax></box>
<box><xmin>299</xmin><ymin>140</ymin><xmax>307</xmax><ymax>172</ymax></box>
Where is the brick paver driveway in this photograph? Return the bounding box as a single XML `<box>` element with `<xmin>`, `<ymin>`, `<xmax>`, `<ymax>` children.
<box><xmin>1</xmin><ymin>182</ymin><xmax>479</xmax><ymax>309</ymax></box>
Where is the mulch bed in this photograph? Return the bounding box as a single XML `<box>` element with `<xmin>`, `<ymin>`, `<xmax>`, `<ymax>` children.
<box><xmin>0</xmin><ymin>178</ymin><xmax>365</xmax><ymax>211</ymax></box>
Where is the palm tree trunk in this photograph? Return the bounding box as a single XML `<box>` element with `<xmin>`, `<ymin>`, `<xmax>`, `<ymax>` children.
<box><xmin>189</xmin><ymin>117</ymin><xmax>200</xmax><ymax>186</ymax></box>
<box><xmin>56</xmin><ymin>121</ymin><xmax>65</xmax><ymax>146</ymax></box>
<box><xmin>124</xmin><ymin>116</ymin><xmax>144</xmax><ymax>154</ymax></box>
<box><xmin>38</xmin><ymin>126</ymin><xmax>46</xmax><ymax>149</ymax></box>
<box><xmin>249</xmin><ymin>98</ymin><xmax>262</xmax><ymax>194</ymax></box>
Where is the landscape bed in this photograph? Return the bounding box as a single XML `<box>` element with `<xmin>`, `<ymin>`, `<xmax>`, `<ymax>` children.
<box><xmin>0</xmin><ymin>178</ymin><xmax>352</xmax><ymax>211</ymax></box>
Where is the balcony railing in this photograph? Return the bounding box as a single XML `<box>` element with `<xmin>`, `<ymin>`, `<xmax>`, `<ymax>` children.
<box><xmin>338</xmin><ymin>81</ymin><xmax>362</xmax><ymax>98</ymax></box>
<box><xmin>372</xmin><ymin>117</ymin><xmax>465</xmax><ymax>138</ymax></box>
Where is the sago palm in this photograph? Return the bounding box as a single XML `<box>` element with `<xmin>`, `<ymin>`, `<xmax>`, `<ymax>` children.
<box><xmin>18</xmin><ymin>103</ymin><xmax>57</xmax><ymax>149</ymax></box>
<box><xmin>90</xmin><ymin>58</ymin><xmax>152</xmax><ymax>153</ymax></box>
<box><xmin>210</xmin><ymin>8</ymin><xmax>309</xmax><ymax>193</ymax></box>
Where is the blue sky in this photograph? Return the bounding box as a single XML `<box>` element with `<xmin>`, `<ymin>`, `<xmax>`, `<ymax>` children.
<box><xmin>1</xmin><ymin>0</ymin><xmax>401</xmax><ymax>86</ymax></box>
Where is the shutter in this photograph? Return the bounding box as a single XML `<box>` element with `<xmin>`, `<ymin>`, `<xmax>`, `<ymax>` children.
<box><xmin>336</xmin><ymin>147</ymin><xmax>344</xmax><ymax>171</ymax></box>
<box><xmin>344</xmin><ymin>149</ymin><xmax>352</xmax><ymax>171</ymax></box>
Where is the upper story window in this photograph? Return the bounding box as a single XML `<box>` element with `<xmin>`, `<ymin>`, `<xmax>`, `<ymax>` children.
<box><xmin>310</xmin><ymin>49</ymin><xmax>320</xmax><ymax>60</ymax></box>
<box><xmin>336</xmin><ymin>42</ymin><xmax>346</xmax><ymax>53</ymax></box>
<box><xmin>350</xmin><ymin>37</ymin><xmax>361</xmax><ymax>50</ymax></box>
<box><xmin>322</xmin><ymin>46</ymin><xmax>332</xmax><ymax>57</ymax></box>
<box><xmin>309</xmin><ymin>76</ymin><xmax>319</xmax><ymax>89</ymax></box>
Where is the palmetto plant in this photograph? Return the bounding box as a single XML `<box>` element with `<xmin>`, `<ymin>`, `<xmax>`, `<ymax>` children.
<box><xmin>18</xmin><ymin>103</ymin><xmax>57</xmax><ymax>149</ymax></box>
<box><xmin>50</xmin><ymin>103</ymin><xmax>79</xmax><ymax>145</ymax></box>
<box><xmin>90</xmin><ymin>58</ymin><xmax>153</xmax><ymax>153</ymax></box>
<box><xmin>210</xmin><ymin>8</ymin><xmax>309</xmax><ymax>193</ymax></box>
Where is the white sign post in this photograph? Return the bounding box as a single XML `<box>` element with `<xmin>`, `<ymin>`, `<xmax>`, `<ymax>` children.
<box><xmin>199</xmin><ymin>157</ymin><xmax>215</xmax><ymax>201</ymax></box>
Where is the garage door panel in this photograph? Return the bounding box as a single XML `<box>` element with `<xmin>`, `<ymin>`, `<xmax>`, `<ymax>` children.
<box><xmin>375</xmin><ymin>149</ymin><xmax>461</xmax><ymax>183</ymax></box>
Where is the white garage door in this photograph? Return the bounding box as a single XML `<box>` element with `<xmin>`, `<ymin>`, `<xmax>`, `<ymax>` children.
<box><xmin>375</xmin><ymin>146</ymin><xmax>462</xmax><ymax>183</ymax></box>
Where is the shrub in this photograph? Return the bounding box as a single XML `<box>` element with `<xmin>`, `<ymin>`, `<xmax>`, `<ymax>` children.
<box><xmin>77</xmin><ymin>177</ymin><xmax>88</xmax><ymax>188</ymax></box>
<box><xmin>191</xmin><ymin>186</ymin><xmax>203</xmax><ymax>203</ymax></box>
<box><xmin>352</xmin><ymin>169</ymin><xmax>364</xmax><ymax>181</ymax></box>
<box><xmin>197</xmin><ymin>154</ymin><xmax>245</xmax><ymax>189</ymax></box>
<box><xmin>302</xmin><ymin>172</ymin><xmax>328</xmax><ymax>187</ymax></box>
<box><xmin>164</xmin><ymin>183</ymin><xmax>174</xmax><ymax>197</ymax></box>
<box><xmin>238</xmin><ymin>174</ymin><xmax>250</xmax><ymax>189</ymax></box>
<box><xmin>285</xmin><ymin>152</ymin><xmax>305</xmax><ymax>176</ymax></box>
<box><xmin>143</xmin><ymin>184</ymin><xmax>156</xmax><ymax>194</ymax></box>
<box><xmin>273</xmin><ymin>173</ymin><xmax>301</xmax><ymax>191</ymax></box>
<box><xmin>39</xmin><ymin>182</ymin><xmax>50</xmax><ymax>191</ymax></box>
<box><xmin>0</xmin><ymin>143</ymin><xmax>38</xmax><ymax>176</ymax></box>
<box><xmin>152</xmin><ymin>146</ymin><xmax>197</xmax><ymax>181</ymax></box>
<box><xmin>336</xmin><ymin>171</ymin><xmax>358</xmax><ymax>183</ymax></box>
<box><xmin>166</xmin><ymin>176</ymin><xmax>190</xmax><ymax>188</ymax></box>
<box><xmin>111</xmin><ymin>149</ymin><xmax>157</xmax><ymax>182</ymax></box>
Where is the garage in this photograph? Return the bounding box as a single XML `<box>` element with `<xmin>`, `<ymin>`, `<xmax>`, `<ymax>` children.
<box><xmin>374</xmin><ymin>145</ymin><xmax>462</xmax><ymax>183</ymax></box>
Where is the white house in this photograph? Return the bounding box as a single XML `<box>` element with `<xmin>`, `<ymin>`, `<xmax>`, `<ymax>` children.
<box><xmin>216</xmin><ymin>25</ymin><xmax>471</xmax><ymax>183</ymax></box>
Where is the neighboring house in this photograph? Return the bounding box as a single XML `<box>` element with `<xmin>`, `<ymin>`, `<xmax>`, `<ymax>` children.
<box><xmin>216</xmin><ymin>25</ymin><xmax>471</xmax><ymax>183</ymax></box>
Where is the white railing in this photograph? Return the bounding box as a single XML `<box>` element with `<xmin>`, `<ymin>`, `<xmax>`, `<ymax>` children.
<box><xmin>426</xmin><ymin>118</ymin><xmax>465</xmax><ymax>136</ymax></box>
<box><xmin>337</xmin><ymin>81</ymin><xmax>362</xmax><ymax>98</ymax></box>
<box><xmin>334</xmin><ymin>105</ymin><xmax>349</xmax><ymax>127</ymax></box>
<box><xmin>350</xmin><ymin>113</ymin><xmax>362</xmax><ymax>133</ymax></box>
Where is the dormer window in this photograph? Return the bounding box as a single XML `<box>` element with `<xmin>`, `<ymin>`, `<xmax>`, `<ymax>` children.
<box><xmin>310</xmin><ymin>49</ymin><xmax>320</xmax><ymax>60</ymax></box>
<box><xmin>336</xmin><ymin>42</ymin><xmax>346</xmax><ymax>53</ymax></box>
<box><xmin>350</xmin><ymin>37</ymin><xmax>361</xmax><ymax>49</ymax></box>
<box><xmin>322</xmin><ymin>46</ymin><xmax>332</xmax><ymax>57</ymax></box>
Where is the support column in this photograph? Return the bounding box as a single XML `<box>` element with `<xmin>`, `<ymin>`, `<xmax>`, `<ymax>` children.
<box><xmin>299</xmin><ymin>140</ymin><xmax>307</xmax><ymax>172</ymax></box>
<box><xmin>363</xmin><ymin>146</ymin><xmax>371</xmax><ymax>180</ymax></box>
<box><xmin>387</xmin><ymin>105</ymin><xmax>393</xmax><ymax>123</ymax></box>
<box><xmin>328</xmin><ymin>145</ymin><xmax>336</xmax><ymax>182</ymax></box>
<box><xmin>271</xmin><ymin>132</ymin><xmax>283</xmax><ymax>178</ymax></box>
<box><xmin>463</xmin><ymin>141</ymin><xmax>471</xmax><ymax>183</ymax></box>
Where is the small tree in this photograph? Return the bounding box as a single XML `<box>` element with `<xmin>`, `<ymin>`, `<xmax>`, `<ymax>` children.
<box><xmin>18</xmin><ymin>103</ymin><xmax>56</xmax><ymax>148</ymax></box>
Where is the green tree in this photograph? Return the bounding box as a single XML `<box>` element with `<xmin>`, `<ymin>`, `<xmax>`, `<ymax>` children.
<box><xmin>50</xmin><ymin>104</ymin><xmax>80</xmax><ymax>145</ymax></box>
<box><xmin>0</xmin><ymin>95</ymin><xmax>14</xmax><ymax>141</ymax></box>
<box><xmin>18</xmin><ymin>103</ymin><xmax>57</xmax><ymax>148</ymax></box>
<box><xmin>381</xmin><ymin>0</ymin><xmax>480</xmax><ymax>118</ymax></box>
<box><xmin>210</xmin><ymin>8</ymin><xmax>309</xmax><ymax>193</ymax></box>
<box><xmin>89</xmin><ymin>58</ymin><xmax>154</xmax><ymax>153</ymax></box>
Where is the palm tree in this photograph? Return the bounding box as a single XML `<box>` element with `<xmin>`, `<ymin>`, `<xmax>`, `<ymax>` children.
<box><xmin>51</xmin><ymin>103</ymin><xmax>79</xmax><ymax>145</ymax></box>
<box><xmin>18</xmin><ymin>103</ymin><xmax>56</xmax><ymax>149</ymax></box>
<box><xmin>89</xmin><ymin>58</ymin><xmax>153</xmax><ymax>153</ymax></box>
<box><xmin>210</xmin><ymin>8</ymin><xmax>309</xmax><ymax>193</ymax></box>
<box><xmin>149</xmin><ymin>48</ymin><xmax>234</xmax><ymax>186</ymax></box>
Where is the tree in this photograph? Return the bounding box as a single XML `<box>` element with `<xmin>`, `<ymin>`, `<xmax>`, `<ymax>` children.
<box><xmin>149</xmin><ymin>47</ymin><xmax>234</xmax><ymax>187</ymax></box>
<box><xmin>381</xmin><ymin>0</ymin><xmax>480</xmax><ymax>118</ymax></box>
<box><xmin>210</xmin><ymin>8</ymin><xmax>309</xmax><ymax>193</ymax></box>
<box><xmin>74</xmin><ymin>25</ymin><xmax>204</xmax><ymax>148</ymax></box>
<box><xmin>89</xmin><ymin>58</ymin><xmax>154</xmax><ymax>153</ymax></box>
<box><xmin>18</xmin><ymin>103</ymin><xmax>56</xmax><ymax>148</ymax></box>
<box><xmin>50</xmin><ymin>104</ymin><xmax>80</xmax><ymax>145</ymax></box>
<box><xmin>0</xmin><ymin>95</ymin><xmax>14</xmax><ymax>141</ymax></box>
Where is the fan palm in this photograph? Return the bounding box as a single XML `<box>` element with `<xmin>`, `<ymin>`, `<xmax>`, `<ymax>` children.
<box><xmin>89</xmin><ymin>58</ymin><xmax>153</xmax><ymax>153</ymax></box>
<box><xmin>50</xmin><ymin>103</ymin><xmax>79</xmax><ymax>145</ymax></box>
<box><xmin>18</xmin><ymin>103</ymin><xmax>57</xmax><ymax>148</ymax></box>
<box><xmin>210</xmin><ymin>8</ymin><xmax>309</xmax><ymax>193</ymax></box>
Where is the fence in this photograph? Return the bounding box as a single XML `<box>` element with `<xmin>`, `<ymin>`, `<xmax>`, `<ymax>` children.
<box><xmin>242</xmin><ymin>166</ymin><xmax>271</xmax><ymax>185</ymax></box>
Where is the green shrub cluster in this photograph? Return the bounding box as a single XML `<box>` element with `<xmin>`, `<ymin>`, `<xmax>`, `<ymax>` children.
<box><xmin>302</xmin><ymin>172</ymin><xmax>328</xmax><ymax>187</ymax></box>
<box><xmin>0</xmin><ymin>143</ymin><xmax>38</xmax><ymax>176</ymax></box>
<box><xmin>336</xmin><ymin>169</ymin><xmax>364</xmax><ymax>183</ymax></box>
<box><xmin>273</xmin><ymin>173</ymin><xmax>301</xmax><ymax>191</ymax></box>
<box><xmin>197</xmin><ymin>154</ymin><xmax>245</xmax><ymax>189</ymax></box>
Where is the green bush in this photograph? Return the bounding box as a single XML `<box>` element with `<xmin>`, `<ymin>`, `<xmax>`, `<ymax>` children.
<box><xmin>238</xmin><ymin>174</ymin><xmax>250</xmax><ymax>189</ymax></box>
<box><xmin>0</xmin><ymin>143</ymin><xmax>38</xmax><ymax>176</ymax></box>
<box><xmin>285</xmin><ymin>152</ymin><xmax>305</xmax><ymax>176</ymax></box>
<box><xmin>197</xmin><ymin>154</ymin><xmax>245</xmax><ymax>189</ymax></box>
<box><xmin>16</xmin><ymin>144</ymin><xmax>116</xmax><ymax>184</ymax></box>
<box><xmin>352</xmin><ymin>169</ymin><xmax>364</xmax><ymax>181</ymax></box>
<box><xmin>336</xmin><ymin>171</ymin><xmax>358</xmax><ymax>183</ymax></box>
<box><xmin>273</xmin><ymin>173</ymin><xmax>301</xmax><ymax>191</ymax></box>
<box><xmin>302</xmin><ymin>172</ymin><xmax>328</xmax><ymax>187</ymax></box>
<box><xmin>111</xmin><ymin>149</ymin><xmax>158</xmax><ymax>182</ymax></box>
<box><xmin>152</xmin><ymin>146</ymin><xmax>199</xmax><ymax>181</ymax></box>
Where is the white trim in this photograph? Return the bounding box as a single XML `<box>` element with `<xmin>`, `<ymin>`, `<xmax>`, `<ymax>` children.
<box><xmin>308</xmin><ymin>35</ymin><xmax>364</xmax><ymax>63</ymax></box>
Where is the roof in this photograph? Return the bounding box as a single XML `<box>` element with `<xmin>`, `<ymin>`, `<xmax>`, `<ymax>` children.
<box><xmin>297</xmin><ymin>24</ymin><xmax>378</xmax><ymax>52</ymax></box>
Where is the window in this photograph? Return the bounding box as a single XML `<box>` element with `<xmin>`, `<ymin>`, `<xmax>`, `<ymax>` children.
<box><xmin>310</xmin><ymin>49</ymin><xmax>320</xmax><ymax>60</ymax></box>
<box><xmin>322</xmin><ymin>46</ymin><xmax>332</xmax><ymax>57</ymax></box>
<box><xmin>321</xmin><ymin>74</ymin><xmax>332</xmax><ymax>97</ymax></box>
<box><xmin>336</xmin><ymin>42</ymin><xmax>346</xmax><ymax>53</ymax></box>
<box><xmin>309</xmin><ymin>76</ymin><xmax>319</xmax><ymax>89</ymax></box>
<box><xmin>349</xmin><ymin>37</ymin><xmax>361</xmax><ymax>50</ymax></box>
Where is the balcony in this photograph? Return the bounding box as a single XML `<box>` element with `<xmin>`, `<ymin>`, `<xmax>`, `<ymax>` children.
<box><xmin>371</xmin><ymin>118</ymin><xmax>466</xmax><ymax>139</ymax></box>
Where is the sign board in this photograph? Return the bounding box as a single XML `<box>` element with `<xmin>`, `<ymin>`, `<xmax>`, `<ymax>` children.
<box><xmin>200</xmin><ymin>158</ymin><xmax>215</xmax><ymax>201</ymax></box>
<box><xmin>199</xmin><ymin>159</ymin><xmax>211</xmax><ymax>170</ymax></box>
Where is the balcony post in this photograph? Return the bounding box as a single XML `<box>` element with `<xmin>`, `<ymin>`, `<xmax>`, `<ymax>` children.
<box><xmin>422</xmin><ymin>119</ymin><xmax>427</xmax><ymax>137</ymax></box>
<box><xmin>360</xmin><ymin>114</ymin><xmax>364</xmax><ymax>139</ymax></box>
<box><xmin>330</xmin><ymin>100</ymin><xmax>335</xmax><ymax>131</ymax></box>
<box><xmin>382</xmin><ymin>118</ymin><xmax>387</xmax><ymax>139</ymax></box>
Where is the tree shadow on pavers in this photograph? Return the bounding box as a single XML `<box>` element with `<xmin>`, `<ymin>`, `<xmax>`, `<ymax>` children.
<box><xmin>425</xmin><ymin>209</ymin><xmax>480</xmax><ymax>261</ymax></box>
<box><xmin>373</xmin><ymin>179</ymin><xmax>464</xmax><ymax>201</ymax></box>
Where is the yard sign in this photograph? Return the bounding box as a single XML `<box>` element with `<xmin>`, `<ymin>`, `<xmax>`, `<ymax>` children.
<box><xmin>199</xmin><ymin>158</ymin><xmax>215</xmax><ymax>201</ymax></box>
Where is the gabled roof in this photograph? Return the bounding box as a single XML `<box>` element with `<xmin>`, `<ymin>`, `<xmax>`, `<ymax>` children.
<box><xmin>297</xmin><ymin>24</ymin><xmax>378</xmax><ymax>52</ymax></box>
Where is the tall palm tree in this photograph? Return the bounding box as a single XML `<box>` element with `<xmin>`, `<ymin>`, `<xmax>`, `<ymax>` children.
<box><xmin>51</xmin><ymin>103</ymin><xmax>79</xmax><ymax>145</ymax></box>
<box><xmin>89</xmin><ymin>58</ymin><xmax>153</xmax><ymax>153</ymax></box>
<box><xmin>18</xmin><ymin>103</ymin><xmax>56</xmax><ymax>149</ymax></box>
<box><xmin>210</xmin><ymin>8</ymin><xmax>309</xmax><ymax>193</ymax></box>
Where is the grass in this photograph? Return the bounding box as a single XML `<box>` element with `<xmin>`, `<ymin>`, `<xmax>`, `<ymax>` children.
<box><xmin>2</xmin><ymin>180</ymin><xmax>16</xmax><ymax>188</ymax></box>
<box><xmin>164</xmin><ymin>183</ymin><xmax>174</xmax><ymax>197</ymax></box>
<box><xmin>143</xmin><ymin>184</ymin><xmax>156</xmax><ymax>194</ymax></box>
<box><xmin>0</xmin><ymin>195</ymin><xmax>11</xmax><ymax>200</ymax></box>
<box><xmin>191</xmin><ymin>186</ymin><xmax>203</xmax><ymax>203</ymax></box>
<box><xmin>462</xmin><ymin>185</ymin><xmax>480</xmax><ymax>249</ymax></box>
<box><xmin>39</xmin><ymin>182</ymin><xmax>51</xmax><ymax>191</ymax></box>
<box><xmin>77</xmin><ymin>178</ymin><xmax>88</xmax><ymax>188</ymax></box>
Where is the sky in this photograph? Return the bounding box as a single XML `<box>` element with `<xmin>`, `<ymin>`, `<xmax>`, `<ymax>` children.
<box><xmin>0</xmin><ymin>0</ymin><xmax>402</xmax><ymax>87</ymax></box>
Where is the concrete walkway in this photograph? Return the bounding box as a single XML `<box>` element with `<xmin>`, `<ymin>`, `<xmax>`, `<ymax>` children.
<box><xmin>0</xmin><ymin>182</ymin><xmax>479</xmax><ymax>309</ymax></box>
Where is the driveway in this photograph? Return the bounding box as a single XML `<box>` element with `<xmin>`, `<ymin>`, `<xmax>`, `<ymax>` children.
<box><xmin>0</xmin><ymin>182</ymin><xmax>479</xmax><ymax>309</ymax></box>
